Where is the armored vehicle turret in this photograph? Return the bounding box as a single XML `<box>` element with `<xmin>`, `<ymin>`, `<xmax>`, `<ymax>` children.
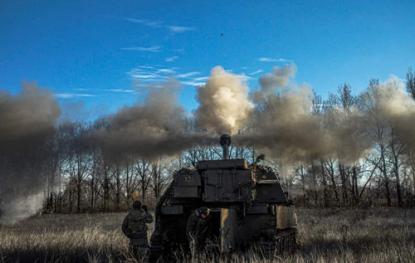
<box><xmin>149</xmin><ymin>135</ymin><xmax>297</xmax><ymax>261</ymax></box>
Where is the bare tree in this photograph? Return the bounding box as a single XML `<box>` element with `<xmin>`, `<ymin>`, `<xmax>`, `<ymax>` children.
<box><xmin>135</xmin><ymin>159</ymin><xmax>151</xmax><ymax>203</ymax></box>
<box><xmin>35</xmin><ymin>73</ymin><xmax>415</xmax><ymax>213</ymax></box>
<box><xmin>406</xmin><ymin>68</ymin><xmax>415</xmax><ymax>99</ymax></box>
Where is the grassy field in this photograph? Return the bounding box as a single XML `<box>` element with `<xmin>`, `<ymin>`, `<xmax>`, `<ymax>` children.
<box><xmin>0</xmin><ymin>208</ymin><xmax>414</xmax><ymax>262</ymax></box>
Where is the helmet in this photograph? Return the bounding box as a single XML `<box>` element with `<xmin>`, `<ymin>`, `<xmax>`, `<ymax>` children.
<box><xmin>198</xmin><ymin>207</ymin><xmax>210</xmax><ymax>217</ymax></box>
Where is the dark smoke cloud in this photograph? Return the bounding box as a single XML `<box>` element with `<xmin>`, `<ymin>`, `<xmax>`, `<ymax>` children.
<box><xmin>0</xmin><ymin>83</ymin><xmax>60</xmax><ymax>224</ymax></box>
<box><xmin>0</xmin><ymin>83</ymin><xmax>60</xmax><ymax>143</ymax></box>
<box><xmin>94</xmin><ymin>80</ymin><xmax>214</xmax><ymax>160</ymax></box>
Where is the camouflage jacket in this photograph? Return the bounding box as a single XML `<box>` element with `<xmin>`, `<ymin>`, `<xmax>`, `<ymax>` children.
<box><xmin>122</xmin><ymin>208</ymin><xmax>153</xmax><ymax>240</ymax></box>
<box><xmin>186</xmin><ymin>210</ymin><xmax>210</xmax><ymax>241</ymax></box>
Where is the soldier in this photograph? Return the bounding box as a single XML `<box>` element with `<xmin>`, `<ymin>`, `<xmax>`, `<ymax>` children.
<box><xmin>186</xmin><ymin>207</ymin><xmax>211</xmax><ymax>255</ymax></box>
<box><xmin>122</xmin><ymin>200</ymin><xmax>153</xmax><ymax>261</ymax></box>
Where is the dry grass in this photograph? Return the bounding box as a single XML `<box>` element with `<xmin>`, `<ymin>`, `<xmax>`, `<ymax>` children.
<box><xmin>0</xmin><ymin>209</ymin><xmax>414</xmax><ymax>262</ymax></box>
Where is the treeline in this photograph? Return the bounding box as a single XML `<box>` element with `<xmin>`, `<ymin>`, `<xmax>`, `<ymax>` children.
<box><xmin>40</xmin><ymin>71</ymin><xmax>415</xmax><ymax>212</ymax></box>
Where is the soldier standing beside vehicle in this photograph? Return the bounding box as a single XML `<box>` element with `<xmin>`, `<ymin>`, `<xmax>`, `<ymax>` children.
<box><xmin>122</xmin><ymin>200</ymin><xmax>153</xmax><ymax>261</ymax></box>
<box><xmin>186</xmin><ymin>207</ymin><xmax>211</xmax><ymax>255</ymax></box>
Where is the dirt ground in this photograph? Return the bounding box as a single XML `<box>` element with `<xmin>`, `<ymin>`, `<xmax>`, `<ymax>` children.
<box><xmin>0</xmin><ymin>208</ymin><xmax>414</xmax><ymax>262</ymax></box>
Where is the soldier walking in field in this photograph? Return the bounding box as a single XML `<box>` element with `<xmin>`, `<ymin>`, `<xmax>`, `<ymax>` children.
<box><xmin>122</xmin><ymin>200</ymin><xmax>153</xmax><ymax>262</ymax></box>
<box><xmin>186</xmin><ymin>207</ymin><xmax>211</xmax><ymax>256</ymax></box>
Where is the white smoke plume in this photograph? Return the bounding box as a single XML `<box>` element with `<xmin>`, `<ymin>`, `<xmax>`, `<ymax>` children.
<box><xmin>363</xmin><ymin>77</ymin><xmax>415</xmax><ymax>150</ymax></box>
<box><xmin>0</xmin><ymin>192</ymin><xmax>44</xmax><ymax>224</ymax></box>
<box><xmin>195</xmin><ymin>66</ymin><xmax>253</xmax><ymax>135</ymax></box>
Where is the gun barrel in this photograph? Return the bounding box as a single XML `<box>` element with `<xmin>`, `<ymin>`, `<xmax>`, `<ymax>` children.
<box><xmin>219</xmin><ymin>134</ymin><xmax>231</xmax><ymax>160</ymax></box>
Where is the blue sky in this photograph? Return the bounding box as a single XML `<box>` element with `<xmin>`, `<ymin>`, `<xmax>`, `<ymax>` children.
<box><xmin>1</xmin><ymin>0</ymin><xmax>414</xmax><ymax>118</ymax></box>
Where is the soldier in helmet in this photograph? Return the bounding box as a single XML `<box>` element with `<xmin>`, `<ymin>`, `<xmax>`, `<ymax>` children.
<box><xmin>122</xmin><ymin>200</ymin><xmax>153</xmax><ymax>261</ymax></box>
<box><xmin>186</xmin><ymin>207</ymin><xmax>211</xmax><ymax>254</ymax></box>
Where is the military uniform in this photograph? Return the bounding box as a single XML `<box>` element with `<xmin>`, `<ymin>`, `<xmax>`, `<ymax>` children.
<box><xmin>122</xmin><ymin>207</ymin><xmax>153</xmax><ymax>261</ymax></box>
<box><xmin>186</xmin><ymin>208</ymin><xmax>211</xmax><ymax>253</ymax></box>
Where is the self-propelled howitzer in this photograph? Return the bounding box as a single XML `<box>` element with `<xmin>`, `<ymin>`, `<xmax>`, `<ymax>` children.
<box><xmin>149</xmin><ymin>134</ymin><xmax>297</xmax><ymax>261</ymax></box>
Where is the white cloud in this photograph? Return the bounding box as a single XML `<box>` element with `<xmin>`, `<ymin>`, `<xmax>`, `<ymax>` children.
<box><xmin>107</xmin><ymin>88</ymin><xmax>137</xmax><ymax>94</ymax></box>
<box><xmin>124</xmin><ymin>17</ymin><xmax>195</xmax><ymax>35</ymax></box>
<box><xmin>182</xmin><ymin>80</ymin><xmax>205</xmax><ymax>87</ymax></box>
<box><xmin>156</xmin><ymin>68</ymin><xmax>176</xmax><ymax>74</ymax></box>
<box><xmin>130</xmin><ymin>72</ymin><xmax>159</xmax><ymax>80</ymax></box>
<box><xmin>178</xmin><ymin>75</ymin><xmax>208</xmax><ymax>87</ymax></box>
<box><xmin>129</xmin><ymin>67</ymin><xmax>171</xmax><ymax>83</ymax></box>
<box><xmin>128</xmin><ymin>66</ymin><xmax>207</xmax><ymax>88</ymax></box>
<box><xmin>124</xmin><ymin>18</ymin><xmax>162</xmax><ymax>28</ymax></box>
<box><xmin>258</xmin><ymin>57</ymin><xmax>290</xmax><ymax>63</ymax></box>
<box><xmin>55</xmin><ymin>93</ymin><xmax>95</xmax><ymax>99</ymax></box>
<box><xmin>121</xmin><ymin>46</ymin><xmax>161</xmax><ymax>52</ymax></box>
<box><xmin>249</xmin><ymin>69</ymin><xmax>263</xmax><ymax>75</ymax></box>
<box><xmin>137</xmin><ymin>65</ymin><xmax>155</xmax><ymax>69</ymax></box>
<box><xmin>193</xmin><ymin>76</ymin><xmax>209</xmax><ymax>81</ymax></box>
<box><xmin>168</xmin><ymin>25</ymin><xmax>195</xmax><ymax>33</ymax></box>
<box><xmin>176</xmin><ymin>72</ymin><xmax>200</xmax><ymax>79</ymax></box>
<box><xmin>165</xmin><ymin>56</ymin><xmax>179</xmax><ymax>62</ymax></box>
